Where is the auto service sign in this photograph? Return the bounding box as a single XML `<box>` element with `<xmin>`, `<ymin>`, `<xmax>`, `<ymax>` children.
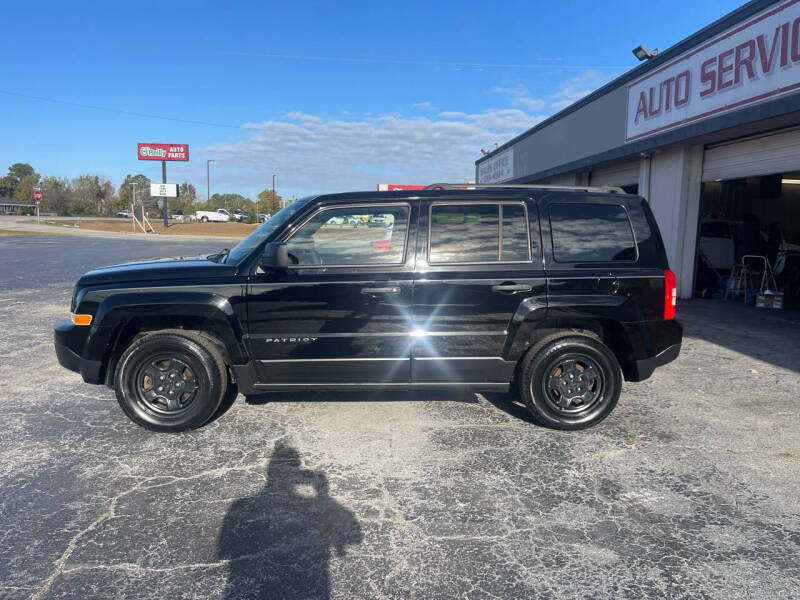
<box><xmin>137</xmin><ymin>143</ymin><xmax>189</xmax><ymax>161</ymax></box>
<box><xmin>626</xmin><ymin>0</ymin><xmax>800</xmax><ymax>141</ymax></box>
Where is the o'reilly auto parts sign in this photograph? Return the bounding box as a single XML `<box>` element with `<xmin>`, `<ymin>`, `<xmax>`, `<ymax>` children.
<box><xmin>478</xmin><ymin>148</ymin><xmax>514</xmax><ymax>183</ymax></box>
<box><xmin>626</xmin><ymin>0</ymin><xmax>800</xmax><ymax>141</ymax></box>
<box><xmin>137</xmin><ymin>143</ymin><xmax>189</xmax><ymax>161</ymax></box>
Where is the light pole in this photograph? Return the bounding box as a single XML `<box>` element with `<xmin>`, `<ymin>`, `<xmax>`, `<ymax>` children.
<box><xmin>272</xmin><ymin>174</ymin><xmax>275</xmax><ymax>212</ymax></box>
<box><xmin>207</xmin><ymin>159</ymin><xmax>214</xmax><ymax>206</ymax></box>
<box><xmin>131</xmin><ymin>182</ymin><xmax>137</xmax><ymax>233</ymax></box>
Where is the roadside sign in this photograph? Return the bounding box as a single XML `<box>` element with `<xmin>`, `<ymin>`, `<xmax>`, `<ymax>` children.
<box><xmin>376</xmin><ymin>184</ymin><xmax>426</xmax><ymax>191</ymax></box>
<box><xmin>33</xmin><ymin>188</ymin><xmax>42</xmax><ymax>204</ymax></box>
<box><xmin>150</xmin><ymin>183</ymin><xmax>179</xmax><ymax>197</ymax></box>
<box><xmin>137</xmin><ymin>143</ymin><xmax>189</xmax><ymax>161</ymax></box>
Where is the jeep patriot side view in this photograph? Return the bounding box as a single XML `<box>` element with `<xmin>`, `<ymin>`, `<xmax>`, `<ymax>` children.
<box><xmin>54</xmin><ymin>183</ymin><xmax>682</xmax><ymax>432</ymax></box>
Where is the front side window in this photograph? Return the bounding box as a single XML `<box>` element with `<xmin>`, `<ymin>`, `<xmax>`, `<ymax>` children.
<box><xmin>428</xmin><ymin>203</ymin><xmax>530</xmax><ymax>264</ymax></box>
<box><xmin>549</xmin><ymin>203</ymin><xmax>637</xmax><ymax>262</ymax></box>
<box><xmin>286</xmin><ymin>205</ymin><xmax>409</xmax><ymax>266</ymax></box>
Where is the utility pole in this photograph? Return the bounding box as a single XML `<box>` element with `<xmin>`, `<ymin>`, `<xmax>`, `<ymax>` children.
<box><xmin>207</xmin><ymin>159</ymin><xmax>214</xmax><ymax>207</ymax></box>
<box><xmin>272</xmin><ymin>174</ymin><xmax>275</xmax><ymax>213</ymax></box>
<box><xmin>161</xmin><ymin>160</ymin><xmax>168</xmax><ymax>228</ymax></box>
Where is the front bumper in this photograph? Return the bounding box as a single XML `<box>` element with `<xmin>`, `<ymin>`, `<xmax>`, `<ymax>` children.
<box><xmin>54</xmin><ymin>321</ymin><xmax>103</xmax><ymax>383</ymax></box>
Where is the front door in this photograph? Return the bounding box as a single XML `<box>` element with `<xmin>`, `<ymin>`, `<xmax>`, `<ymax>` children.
<box><xmin>411</xmin><ymin>197</ymin><xmax>547</xmax><ymax>385</ymax></box>
<box><xmin>245</xmin><ymin>201</ymin><xmax>417</xmax><ymax>386</ymax></box>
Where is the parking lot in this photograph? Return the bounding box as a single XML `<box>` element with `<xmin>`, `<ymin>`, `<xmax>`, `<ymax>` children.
<box><xmin>1</xmin><ymin>234</ymin><xmax>798</xmax><ymax>599</ymax></box>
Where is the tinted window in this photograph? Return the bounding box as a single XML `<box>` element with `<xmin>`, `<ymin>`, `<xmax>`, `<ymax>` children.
<box><xmin>429</xmin><ymin>203</ymin><xmax>530</xmax><ymax>264</ymax></box>
<box><xmin>429</xmin><ymin>204</ymin><xmax>499</xmax><ymax>263</ymax></box>
<box><xmin>549</xmin><ymin>203</ymin><xmax>636</xmax><ymax>262</ymax></box>
<box><xmin>287</xmin><ymin>205</ymin><xmax>408</xmax><ymax>266</ymax></box>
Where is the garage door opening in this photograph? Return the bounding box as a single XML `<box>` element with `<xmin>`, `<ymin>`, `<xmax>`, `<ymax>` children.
<box><xmin>696</xmin><ymin>172</ymin><xmax>800</xmax><ymax>308</ymax></box>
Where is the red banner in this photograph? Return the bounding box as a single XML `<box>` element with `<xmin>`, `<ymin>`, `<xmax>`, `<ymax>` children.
<box><xmin>377</xmin><ymin>184</ymin><xmax>426</xmax><ymax>191</ymax></box>
<box><xmin>137</xmin><ymin>143</ymin><xmax>189</xmax><ymax>161</ymax></box>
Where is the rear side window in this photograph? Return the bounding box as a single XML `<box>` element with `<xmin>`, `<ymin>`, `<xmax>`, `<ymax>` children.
<box><xmin>549</xmin><ymin>203</ymin><xmax>637</xmax><ymax>262</ymax></box>
<box><xmin>429</xmin><ymin>203</ymin><xmax>530</xmax><ymax>264</ymax></box>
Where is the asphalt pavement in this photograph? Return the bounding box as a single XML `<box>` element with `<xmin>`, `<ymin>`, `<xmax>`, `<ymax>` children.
<box><xmin>0</xmin><ymin>235</ymin><xmax>798</xmax><ymax>599</ymax></box>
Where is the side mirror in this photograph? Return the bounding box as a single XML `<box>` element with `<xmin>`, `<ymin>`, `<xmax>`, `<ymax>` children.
<box><xmin>260</xmin><ymin>242</ymin><xmax>289</xmax><ymax>271</ymax></box>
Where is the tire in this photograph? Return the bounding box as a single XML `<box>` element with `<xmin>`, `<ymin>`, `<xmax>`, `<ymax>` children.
<box><xmin>200</xmin><ymin>216</ymin><xmax>209</xmax><ymax>223</ymax></box>
<box><xmin>114</xmin><ymin>331</ymin><xmax>227</xmax><ymax>432</ymax></box>
<box><xmin>518</xmin><ymin>334</ymin><xmax>621</xmax><ymax>430</ymax></box>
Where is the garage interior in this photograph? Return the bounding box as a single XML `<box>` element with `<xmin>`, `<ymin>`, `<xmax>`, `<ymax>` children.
<box><xmin>696</xmin><ymin>127</ymin><xmax>800</xmax><ymax>309</ymax></box>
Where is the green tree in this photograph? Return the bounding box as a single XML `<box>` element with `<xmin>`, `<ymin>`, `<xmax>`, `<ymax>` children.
<box><xmin>0</xmin><ymin>175</ymin><xmax>16</xmax><ymax>199</ymax></box>
<box><xmin>8</xmin><ymin>162</ymin><xmax>35</xmax><ymax>180</ymax></box>
<box><xmin>13</xmin><ymin>174</ymin><xmax>40</xmax><ymax>204</ymax></box>
<box><xmin>257</xmin><ymin>188</ymin><xmax>284</xmax><ymax>215</ymax></box>
<box><xmin>40</xmin><ymin>176</ymin><xmax>72</xmax><ymax>215</ymax></box>
<box><xmin>170</xmin><ymin>181</ymin><xmax>197</xmax><ymax>214</ymax></box>
<box><xmin>208</xmin><ymin>193</ymin><xmax>255</xmax><ymax>213</ymax></box>
<box><xmin>1</xmin><ymin>163</ymin><xmax>38</xmax><ymax>200</ymax></box>
<box><xmin>117</xmin><ymin>174</ymin><xmax>151</xmax><ymax>211</ymax></box>
<box><xmin>70</xmin><ymin>175</ymin><xmax>104</xmax><ymax>215</ymax></box>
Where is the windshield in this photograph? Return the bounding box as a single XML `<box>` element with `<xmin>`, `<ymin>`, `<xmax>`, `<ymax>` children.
<box><xmin>225</xmin><ymin>198</ymin><xmax>311</xmax><ymax>264</ymax></box>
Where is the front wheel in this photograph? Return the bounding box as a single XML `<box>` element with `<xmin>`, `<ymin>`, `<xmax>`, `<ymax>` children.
<box><xmin>519</xmin><ymin>335</ymin><xmax>621</xmax><ymax>430</ymax></box>
<box><xmin>114</xmin><ymin>331</ymin><xmax>227</xmax><ymax>432</ymax></box>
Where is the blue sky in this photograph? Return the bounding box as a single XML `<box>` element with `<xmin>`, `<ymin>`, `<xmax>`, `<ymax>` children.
<box><xmin>0</xmin><ymin>0</ymin><xmax>742</xmax><ymax>201</ymax></box>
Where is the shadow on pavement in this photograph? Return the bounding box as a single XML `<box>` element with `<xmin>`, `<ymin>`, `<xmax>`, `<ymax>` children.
<box><xmin>481</xmin><ymin>391</ymin><xmax>538</xmax><ymax>424</ymax></box>
<box><xmin>217</xmin><ymin>443</ymin><xmax>362</xmax><ymax>599</ymax></box>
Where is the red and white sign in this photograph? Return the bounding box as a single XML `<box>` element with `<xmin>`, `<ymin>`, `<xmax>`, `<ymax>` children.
<box><xmin>626</xmin><ymin>0</ymin><xmax>800</xmax><ymax>142</ymax></box>
<box><xmin>377</xmin><ymin>184</ymin><xmax>427</xmax><ymax>191</ymax></box>
<box><xmin>137</xmin><ymin>143</ymin><xmax>189</xmax><ymax>161</ymax></box>
<box><xmin>33</xmin><ymin>188</ymin><xmax>42</xmax><ymax>204</ymax></box>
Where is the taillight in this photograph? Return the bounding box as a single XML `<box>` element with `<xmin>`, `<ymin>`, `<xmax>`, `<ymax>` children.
<box><xmin>664</xmin><ymin>269</ymin><xmax>677</xmax><ymax>320</ymax></box>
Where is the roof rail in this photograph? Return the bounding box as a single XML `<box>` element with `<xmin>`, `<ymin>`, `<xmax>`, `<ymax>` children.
<box><xmin>424</xmin><ymin>183</ymin><xmax>627</xmax><ymax>194</ymax></box>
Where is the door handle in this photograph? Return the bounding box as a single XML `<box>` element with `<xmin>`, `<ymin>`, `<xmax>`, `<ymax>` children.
<box><xmin>491</xmin><ymin>283</ymin><xmax>532</xmax><ymax>294</ymax></box>
<box><xmin>362</xmin><ymin>286</ymin><xmax>401</xmax><ymax>295</ymax></box>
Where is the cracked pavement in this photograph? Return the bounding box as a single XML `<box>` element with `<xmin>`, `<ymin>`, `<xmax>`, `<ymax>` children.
<box><xmin>1</xmin><ymin>235</ymin><xmax>798</xmax><ymax>599</ymax></box>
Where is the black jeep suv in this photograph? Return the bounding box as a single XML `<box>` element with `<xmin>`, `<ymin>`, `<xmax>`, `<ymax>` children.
<box><xmin>54</xmin><ymin>184</ymin><xmax>681</xmax><ymax>432</ymax></box>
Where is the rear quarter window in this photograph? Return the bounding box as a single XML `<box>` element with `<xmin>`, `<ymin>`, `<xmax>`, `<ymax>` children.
<box><xmin>549</xmin><ymin>203</ymin><xmax>637</xmax><ymax>262</ymax></box>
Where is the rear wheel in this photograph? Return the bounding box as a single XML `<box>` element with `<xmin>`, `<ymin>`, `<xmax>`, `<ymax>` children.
<box><xmin>200</xmin><ymin>216</ymin><xmax>209</xmax><ymax>222</ymax></box>
<box><xmin>519</xmin><ymin>334</ymin><xmax>621</xmax><ymax>430</ymax></box>
<box><xmin>114</xmin><ymin>331</ymin><xmax>227</xmax><ymax>432</ymax></box>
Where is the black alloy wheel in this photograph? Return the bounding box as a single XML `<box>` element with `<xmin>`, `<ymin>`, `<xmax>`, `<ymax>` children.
<box><xmin>541</xmin><ymin>354</ymin><xmax>605</xmax><ymax>415</ymax></box>
<box><xmin>114</xmin><ymin>331</ymin><xmax>227</xmax><ymax>432</ymax></box>
<box><xmin>519</xmin><ymin>334</ymin><xmax>621</xmax><ymax>430</ymax></box>
<box><xmin>135</xmin><ymin>355</ymin><xmax>199</xmax><ymax>414</ymax></box>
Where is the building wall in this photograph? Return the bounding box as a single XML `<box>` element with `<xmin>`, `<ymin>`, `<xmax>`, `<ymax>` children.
<box><xmin>509</xmin><ymin>86</ymin><xmax>628</xmax><ymax>181</ymax></box>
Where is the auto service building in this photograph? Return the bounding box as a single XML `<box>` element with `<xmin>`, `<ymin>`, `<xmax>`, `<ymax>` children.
<box><xmin>476</xmin><ymin>0</ymin><xmax>800</xmax><ymax>304</ymax></box>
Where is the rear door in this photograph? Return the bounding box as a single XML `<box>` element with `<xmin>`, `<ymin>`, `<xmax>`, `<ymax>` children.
<box><xmin>540</xmin><ymin>193</ymin><xmax>664</xmax><ymax>323</ymax></box>
<box><xmin>410</xmin><ymin>196</ymin><xmax>547</xmax><ymax>385</ymax></box>
<box><xmin>245</xmin><ymin>200</ymin><xmax>417</xmax><ymax>385</ymax></box>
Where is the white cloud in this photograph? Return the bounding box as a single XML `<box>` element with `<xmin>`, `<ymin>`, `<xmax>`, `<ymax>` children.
<box><xmin>490</xmin><ymin>84</ymin><xmax>547</xmax><ymax>111</ymax></box>
<box><xmin>550</xmin><ymin>69</ymin><xmax>612</xmax><ymax>111</ymax></box>
<box><xmin>203</xmin><ymin>70</ymin><xmax>618</xmax><ymax>198</ymax></box>
<box><xmin>205</xmin><ymin>108</ymin><xmax>546</xmax><ymax>197</ymax></box>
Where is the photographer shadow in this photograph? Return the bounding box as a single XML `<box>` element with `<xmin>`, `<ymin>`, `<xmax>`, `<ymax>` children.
<box><xmin>217</xmin><ymin>443</ymin><xmax>362</xmax><ymax>599</ymax></box>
